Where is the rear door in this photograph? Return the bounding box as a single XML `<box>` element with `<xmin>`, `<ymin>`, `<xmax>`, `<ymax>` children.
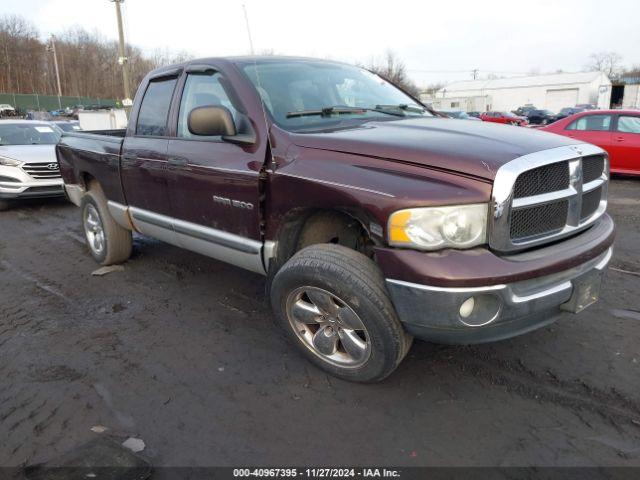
<box><xmin>121</xmin><ymin>74</ymin><xmax>179</xmax><ymax>217</ymax></box>
<box><xmin>165</xmin><ymin>66</ymin><xmax>265</xmax><ymax>272</ymax></box>
<box><xmin>563</xmin><ymin>113</ymin><xmax>613</xmax><ymax>152</ymax></box>
<box><xmin>610</xmin><ymin>114</ymin><xmax>640</xmax><ymax>172</ymax></box>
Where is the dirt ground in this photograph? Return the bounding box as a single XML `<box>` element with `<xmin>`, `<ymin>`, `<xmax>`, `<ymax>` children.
<box><xmin>0</xmin><ymin>178</ymin><xmax>639</xmax><ymax>468</ymax></box>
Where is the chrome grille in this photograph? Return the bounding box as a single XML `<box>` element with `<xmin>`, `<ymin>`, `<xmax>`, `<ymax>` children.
<box><xmin>21</xmin><ymin>162</ymin><xmax>61</xmax><ymax>179</ymax></box>
<box><xmin>490</xmin><ymin>144</ymin><xmax>608</xmax><ymax>252</ymax></box>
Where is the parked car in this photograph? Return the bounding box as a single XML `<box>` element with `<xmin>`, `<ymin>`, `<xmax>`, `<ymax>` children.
<box><xmin>25</xmin><ymin>110</ymin><xmax>53</xmax><ymax>121</ymax></box>
<box><xmin>526</xmin><ymin>109</ymin><xmax>557</xmax><ymax>125</ymax></box>
<box><xmin>555</xmin><ymin>107</ymin><xmax>586</xmax><ymax>122</ymax></box>
<box><xmin>439</xmin><ymin>110</ymin><xmax>481</xmax><ymax>121</ymax></box>
<box><xmin>0</xmin><ymin>120</ymin><xmax>65</xmax><ymax>210</ymax></box>
<box><xmin>57</xmin><ymin>57</ymin><xmax>613</xmax><ymax>382</ymax></box>
<box><xmin>575</xmin><ymin>104</ymin><xmax>598</xmax><ymax>110</ymax></box>
<box><xmin>0</xmin><ymin>104</ymin><xmax>16</xmax><ymax>117</ymax></box>
<box><xmin>542</xmin><ymin>109</ymin><xmax>640</xmax><ymax>175</ymax></box>
<box><xmin>513</xmin><ymin>105</ymin><xmax>537</xmax><ymax>117</ymax></box>
<box><xmin>52</xmin><ymin>120</ymin><xmax>82</xmax><ymax>132</ymax></box>
<box><xmin>467</xmin><ymin>111</ymin><xmax>481</xmax><ymax>118</ymax></box>
<box><xmin>480</xmin><ymin>111</ymin><xmax>528</xmax><ymax>126</ymax></box>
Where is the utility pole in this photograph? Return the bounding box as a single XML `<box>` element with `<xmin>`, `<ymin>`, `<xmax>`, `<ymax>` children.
<box><xmin>47</xmin><ymin>35</ymin><xmax>63</xmax><ymax>109</ymax></box>
<box><xmin>110</xmin><ymin>0</ymin><xmax>132</xmax><ymax>107</ymax></box>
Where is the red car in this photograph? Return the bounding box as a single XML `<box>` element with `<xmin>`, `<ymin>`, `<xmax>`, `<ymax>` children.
<box><xmin>479</xmin><ymin>111</ymin><xmax>528</xmax><ymax>126</ymax></box>
<box><xmin>542</xmin><ymin>109</ymin><xmax>640</xmax><ymax>175</ymax></box>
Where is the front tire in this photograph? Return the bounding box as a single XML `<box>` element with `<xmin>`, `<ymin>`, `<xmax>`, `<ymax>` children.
<box><xmin>0</xmin><ymin>200</ymin><xmax>10</xmax><ymax>211</ymax></box>
<box><xmin>270</xmin><ymin>244</ymin><xmax>412</xmax><ymax>383</ymax></box>
<box><xmin>80</xmin><ymin>184</ymin><xmax>132</xmax><ymax>265</ymax></box>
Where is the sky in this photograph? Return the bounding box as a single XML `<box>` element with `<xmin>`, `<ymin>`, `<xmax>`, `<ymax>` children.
<box><xmin>5</xmin><ymin>0</ymin><xmax>640</xmax><ymax>88</ymax></box>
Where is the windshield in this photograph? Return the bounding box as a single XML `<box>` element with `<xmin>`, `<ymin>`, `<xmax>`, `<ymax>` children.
<box><xmin>0</xmin><ymin>123</ymin><xmax>61</xmax><ymax>145</ymax></box>
<box><xmin>241</xmin><ymin>60</ymin><xmax>430</xmax><ymax>131</ymax></box>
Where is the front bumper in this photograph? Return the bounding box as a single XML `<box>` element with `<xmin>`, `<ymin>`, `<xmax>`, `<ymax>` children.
<box><xmin>0</xmin><ymin>165</ymin><xmax>64</xmax><ymax>200</ymax></box>
<box><xmin>378</xmin><ymin>215</ymin><xmax>615</xmax><ymax>344</ymax></box>
<box><xmin>386</xmin><ymin>247</ymin><xmax>612</xmax><ymax>344</ymax></box>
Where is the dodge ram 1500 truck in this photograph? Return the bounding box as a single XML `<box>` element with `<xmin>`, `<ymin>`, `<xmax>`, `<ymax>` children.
<box><xmin>56</xmin><ymin>57</ymin><xmax>615</xmax><ymax>382</ymax></box>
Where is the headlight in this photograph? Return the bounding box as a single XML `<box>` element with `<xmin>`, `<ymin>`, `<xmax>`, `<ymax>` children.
<box><xmin>0</xmin><ymin>156</ymin><xmax>22</xmax><ymax>167</ymax></box>
<box><xmin>388</xmin><ymin>203</ymin><xmax>488</xmax><ymax>250</ymax></box>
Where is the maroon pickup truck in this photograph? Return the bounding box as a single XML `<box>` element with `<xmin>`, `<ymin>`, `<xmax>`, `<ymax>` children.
<box><xmin>57</xmin><ymin>57</ymin><xmax>614</xmax><ymax>382</ymax></box>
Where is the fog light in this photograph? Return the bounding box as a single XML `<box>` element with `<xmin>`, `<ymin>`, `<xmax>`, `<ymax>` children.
<box><xmin>459</xmin><ymin>297</ymin><xmax>475</xmax><ymax>318</ymax></box>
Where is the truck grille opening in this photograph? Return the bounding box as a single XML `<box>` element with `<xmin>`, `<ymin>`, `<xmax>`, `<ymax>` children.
<box><xmin>513</xmin><ymin>162</ymin><xmax>569</xmax><ymax>198</ymax></box>
<box><xmin>581</xmin><ymin>186</ymin><xmax>603</xmax><ymax>220</ymax></box>
<box><xmin>21</xmin><ymin>162</ymin><xmax>61</xmax><ymax>179</ymax></box>
<box><xmin>510</xmin><ymin>200</ymin><xmax>568</xmax><ymax>240</ymax></box>
<box><xmin>582</xmin><ymin>155</ymin><xmax>605</xmax><ymax>183</ymax></box>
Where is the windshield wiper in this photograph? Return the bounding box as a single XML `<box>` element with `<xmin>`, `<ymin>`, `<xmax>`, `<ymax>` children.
<box><xmin>286</xmin><ymin>107</ymin><xmax>369</xmax><ymax>119</ymax></box>
<box><xmin>375</xmin><ymin>104</ymin><xmax>426</xmax><ymax>114</ymax></box>
<box><xmin>286</xmin><ymin>106</ymin><xmax>405</xmax><ymax>119</ymax></box>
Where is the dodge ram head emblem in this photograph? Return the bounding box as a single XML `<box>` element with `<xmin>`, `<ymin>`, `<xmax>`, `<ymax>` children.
<box><xmin>47</xmin><ymin>163</ymin><xmax>59</xmax><ymax>170</ymax></box>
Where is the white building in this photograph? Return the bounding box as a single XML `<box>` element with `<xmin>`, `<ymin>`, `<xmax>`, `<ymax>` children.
<box><xmin>424</xmin><ymin>72</ymin><xmax>612</xmax><ymax>113</ymax></box>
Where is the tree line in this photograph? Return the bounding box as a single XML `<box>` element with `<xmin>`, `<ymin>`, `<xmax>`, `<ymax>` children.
<box><xmin>0</xmin><ymin>14</ymin><xmax>190</xmax><ymax>102</ymax></box>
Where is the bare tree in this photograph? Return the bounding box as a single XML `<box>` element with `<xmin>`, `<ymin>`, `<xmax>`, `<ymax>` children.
<box><xmin>421</xmin><ymin>82</ymin><xmax>445</xmax><ymax>96</ymax></box>
<box><xmin>0</xmin><ymin>14</ymin><xmax>194</xmax><ymax>101</ymax></box>
<box><xmin>586</xmin><ymin>52</ymin><xmax>623</xmax><ymax>79</ymax></box>
<box><xmin>365</xmin><ymin>50</ymin><xmax>420</xmax><ymax>98</ymax></box>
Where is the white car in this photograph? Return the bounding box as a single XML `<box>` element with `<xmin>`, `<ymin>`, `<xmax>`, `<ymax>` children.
<box><xmin>0</xmin><ymin>120</ymin><xmax>65</xmax><ymax>210</ymax></box>
<box><xmin>0</xmin><ymin>104</ymin><xmax>16</xmax><ymax>116</ymax></box>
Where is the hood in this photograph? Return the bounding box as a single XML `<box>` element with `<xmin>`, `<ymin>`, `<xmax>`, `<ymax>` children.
<box><xmin>0</xmin><ymin>144</ymin><xmax>57</xmax><ymax>164</ymax></box>
<box><xmin>290</xmin><ymin>117</ymin><xmax>580</xmax><ymax>180</ymax></box>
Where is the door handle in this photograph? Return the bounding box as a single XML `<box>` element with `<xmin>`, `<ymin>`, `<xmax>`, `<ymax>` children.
<box><xmin>614</xmin><ymin>136</ymin><xmax>625</xmax><ymax>142</ymax></box>
<box><xmin>168</xmin><ymin>157</ymin><xmax>188</xmax><ymax>167</ymax></box>
<box><xmin>122</xmin><ymin>153</ymin><xmax>138</xmax><ymax>162</ymax></box>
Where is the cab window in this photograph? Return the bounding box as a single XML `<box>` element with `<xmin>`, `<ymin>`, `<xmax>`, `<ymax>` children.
<box><xmin>566</xmin><ymin>114</ymin><xmax>611</xmax><ymax>131</ymax></box>
<box><xmin>177</xmin><ymin>72</ymin><xmax>239</xmax><ymax>140</ymax></box>
<box><xmin>616</xmin><ymin>115</ymin><xmax>640</xmax><ymax>134</ymax></box>
<box><xmin>136</xmin><ymin>77</ymin><xmax>178</xmax><ymax>136</ymax></box>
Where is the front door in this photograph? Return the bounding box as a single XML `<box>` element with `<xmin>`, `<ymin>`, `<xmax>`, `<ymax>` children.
<box><xmin>563</xmin><ymin>113</ymin><xmax>613</xmax><ymax>153</ymax></box>
<box><xmin>166</xmin><ymin>68</ymin><xmax>265</xmax><ymax>272</ymax></box>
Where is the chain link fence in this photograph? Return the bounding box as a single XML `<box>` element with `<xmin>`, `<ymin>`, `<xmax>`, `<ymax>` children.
<box><xmin>0</xmin><ymin>93</ymin><xmax>118</xmax><ymax>113</ymax></box>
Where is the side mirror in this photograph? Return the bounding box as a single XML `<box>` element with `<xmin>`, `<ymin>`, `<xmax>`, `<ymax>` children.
<box><xmin>188</xmin><ymin>105</ymin><xmax>236</xmax><ymax>136</ymax></box>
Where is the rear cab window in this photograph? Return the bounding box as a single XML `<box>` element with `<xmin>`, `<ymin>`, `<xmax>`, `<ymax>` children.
<box><xmin>566</xmin><ymin>114</ymin><xmax>612</xmax><ymax>131</ymax></box>
<box><xmin>136</xmin><ymin>77</ymin><xmax>178</xmax><ymax>136</ymax></box>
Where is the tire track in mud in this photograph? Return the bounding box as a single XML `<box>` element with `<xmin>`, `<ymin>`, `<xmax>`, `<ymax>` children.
<box><xmin>447</xmin><ymin>348</ymin><xmax>640</xmax><ymax>429</ymax></box>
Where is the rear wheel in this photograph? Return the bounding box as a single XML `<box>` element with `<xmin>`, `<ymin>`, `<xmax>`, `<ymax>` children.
<box><xmin>80</xmin><ymin>183</ymin><xmax>132</xmax><ymax>265</ymax></box>
<box><xmin>270</xmin><ymin>244</ymin><xmax>412</xmax><ymax>382</ymax></box>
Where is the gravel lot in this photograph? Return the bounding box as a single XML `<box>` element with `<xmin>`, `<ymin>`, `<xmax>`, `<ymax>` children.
<box><xmin>0</xmin><ymin>178</ymin><xmax>639</xmax><ymax>468</ymax></box>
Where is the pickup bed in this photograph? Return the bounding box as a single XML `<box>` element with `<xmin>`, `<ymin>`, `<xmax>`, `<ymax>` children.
<box><xmin>57</xmin><ymin>56</ymin><xmax>615</xmax><ymax>382</ymax></box>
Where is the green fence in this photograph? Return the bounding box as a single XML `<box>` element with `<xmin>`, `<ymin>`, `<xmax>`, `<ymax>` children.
<box><xmin>0</xmin><ymin>93</ymin><xmax>118</xmax><ymax>112</ymax></box>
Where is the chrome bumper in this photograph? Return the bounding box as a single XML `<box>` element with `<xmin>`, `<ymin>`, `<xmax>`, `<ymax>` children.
<box><xmin>385</xmin><ymin>247</ymin><xmax>612</xmax><ymax>344</ymax></box>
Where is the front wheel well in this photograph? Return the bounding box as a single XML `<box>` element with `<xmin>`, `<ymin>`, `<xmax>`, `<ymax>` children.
<box><xmin>268</xmin><ymin>209</ymin><xmax>375</xmax><ymax>280</ymax></box>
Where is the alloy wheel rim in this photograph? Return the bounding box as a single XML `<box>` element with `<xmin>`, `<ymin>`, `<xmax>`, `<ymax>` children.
<box><xmin>84</xmin><ymin>204</ymin><xmax>105</xmax><ymax>256</ymax></box>
<box><xmin>285</xmin><ymin>286</ymin><xmax>371</xmax><ymax>368</ymax></box>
